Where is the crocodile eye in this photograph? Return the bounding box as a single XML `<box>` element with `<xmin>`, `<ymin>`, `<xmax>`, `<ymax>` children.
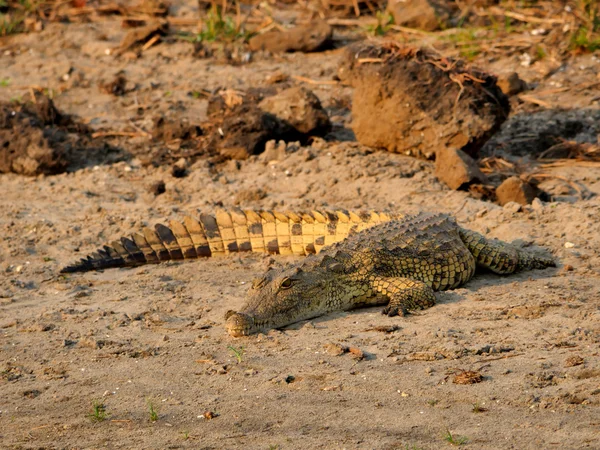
<box><xmin>280</xmin><ymin>278</ymin><xmax>293</xmax><ymax>289</ymax></box>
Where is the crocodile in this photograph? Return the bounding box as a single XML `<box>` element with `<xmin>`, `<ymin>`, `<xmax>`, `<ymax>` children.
<box><xmin>60</xmin><ymin>209</ymin><xmax>555</xmax><ymax>337</ymax></box>
<box><xmin>224</xmin><ymin>211</ymin><xmax>555</xmax><ymax>337</ymax></box>
<box><xmin>60</xmin><ymin>208</ymin><xmax>403</xmax><ymax>273</ymax></box>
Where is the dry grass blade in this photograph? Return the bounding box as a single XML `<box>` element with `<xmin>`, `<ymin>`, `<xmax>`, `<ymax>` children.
<box><xmin>537</xmin><ymin>140</ymin><xmax>600</xmax><ymax>162</ymax></box>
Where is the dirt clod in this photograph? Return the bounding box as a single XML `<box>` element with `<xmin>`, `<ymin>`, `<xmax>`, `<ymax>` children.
<box><xmin>324</xmin><ymin>343</ymin><xmax>347</xmax><ymax>356</ymax></box>
<box><xmin>496</xmin><ymin>176</ymin><xmax>538</xmax><ymax>205</ymax></box>
<box><xmin>453</xmin><ymin>370</ymin><xmax>484</xmax><ymax>385</ymax></box>
<box><xmin>435</xmin><ymin>147</ymin><xmax>487</xmax><ymax>190</ymax></box>
<box><xmin>213</xmin><ymin>103</ymin><xmax>281</xmax><ymax>160</ymax></box>
<box><xmin>339</xmin><ymin>43</ymin><xmax>510</xmax><ymax>159</ymax></box>
<box><xmin>565</xmin><ymin>356</ymin><xmax>585</xmax><ymax>367</ymax></box>
<box><xmin>248</xmin><ymin>20</ymin><xmax>332</xmax><ymax>53</ymax></box>
<box><xmin>149</xmin><ymin>180</ymin><xmax>166</xmax><ymax>196</ymax></box>
<box><xmin>258</xmin><ymin>86</ymin><xmax>331</xmax><ymax>137</ymax></box>
<box><xmin>100</xmin><ymin>71</ymin><xmax>129</xmax><ymax>96</ymax></box>
<box><xmin>0</xmin><ymin>95</ymin><xmax>113</xmax><ymax>176</ymax></box>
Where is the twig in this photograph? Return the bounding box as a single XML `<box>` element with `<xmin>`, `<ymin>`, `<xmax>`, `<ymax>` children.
<box><xmin>357</xmin><ymin>57</ymin><xmax>384</xmax><ymax>64</ymax></box>
<box><xmin>518</xmin><ymin>94</ymin><xmax>552</xmax><ymax>108</ymax></box>
<box><xmin>141</xmin><ymin>34</ymin><xmax>161</xmax><ymax>52</ymax></box>
<box><xmin>91</xmin><ymin>131</ymin><xmax>147</xmax><ymax>138</ymax></box>
<box><xmin>291</xmin><ymin>75</ymin><xmax>339</xmax><ymax>86</ymax></box>
<box><xmin>482</xmin><ymin>7</ymin><xmax>565</xmax><ymax>25</ymax></box>
<box><xmin>474</xmin><ymin>352</ymin><xmax>524</xmax><ymax>364</ymax></box>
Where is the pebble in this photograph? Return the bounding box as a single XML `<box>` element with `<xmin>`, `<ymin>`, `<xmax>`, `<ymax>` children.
<box><xmin>531</xmin><ymin>198</ymin><xmax>544</xmax><ymax>211</ymax></box>
<box><xmin>503</xmin><ymin>201</ymin><xmax>523</xmax><ymax>213</ymax></box>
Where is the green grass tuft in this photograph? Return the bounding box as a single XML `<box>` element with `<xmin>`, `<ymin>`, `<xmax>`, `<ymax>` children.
<box><xmin>196</xmin><ymin>6</ymin><xmax>251</xmax><ymax>43</ymax></box>
<box><xmin>147</xmin><ymin>398</ymin><xmax>159</xmax><ymax>422</ymax></box>
<box><xmin>443</xmin><ymin>428</ymin><xmax>468</xmax><ymax>446</ymax></box>
<box><xmin>89</xmin><ymin>399</ymin><xmax>109</xmax><ymax>423</ymax></box>
<box><xmin>228</xmin><ymin>345</ymin><xmax>245</xmax><ymax>363</ymax></box>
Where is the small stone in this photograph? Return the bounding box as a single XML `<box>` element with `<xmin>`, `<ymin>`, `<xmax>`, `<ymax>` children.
<box><xmin>259</xmin><ymin>140</ymin><xmax>288</xmax><ymax>163</ymax></box>
<box><xmin>171</xmin><ymin>158</ymin><xmax>188</xmax><ymax>178</ymax></box>
<box><xmin>531</xmin><ymin>197</ymin><xmax>545</xmax><ymax>211</ymax></box>
<box><xmin>348</xmin><ymin>346</ymin><xmax>365</xmax><ymax>360</ymax></box>
<box><xmin>435</xmin><ymin>147</ymin><xmax>487</xmax><ymax>190</ymax></box>
<box><xmin>259</xmin><ymin>86</ymin><xmax>331</xmax><ymax>137</ymax></box>
<box><xmin>148</xmin><ymin>180</ymin><xmax>166</xmax><ymax>196</ymax></box>
<box><xmin>386</xmin><ymin>0</ymin><xmax>457</xmax><ymax>31</ymax></box>
<box><xmin>503</xmin><ymin>201</ymin><xmax>523</xmax><ymax>213</ymax></box>
<box><xmin>564</xmin><ymin>242</ymin><xmax>575</xmax><ymax>249</ymax></box>
<box><xmin>496</xmin><ymin>176</ymin><xmax>537</xmax><ymax>206</ymax></box>
<box><xmin>266</xmin><ymin>71</ymin><xmax>289</xmax><ymax>84</ymax></box>
<box><xmin>565</xmin><ymin>355</ymin><xmax>584</xmax><ymax>367</ymax></box>
<box><xmin>497</xmin><ymin>72</ymin><xmax>527</xmax><ymax>96</ymax></box>
<box><xmin>202</xmin><ymin>411</ymin><xmax>217</xmax><ymax>420</ymax></box>
<box><xmin>323</xmin><ymin>343</ymin><xmax>347</xmax><ymax>356</ymax></box>
<box><xmin>248</xmin><ymin>20</ymin><xmax>332</xmax><ymax>53</ymax></box>
<box><xmin>561</xmin><ymin>264</ymin><xmax>574</xmax><ymax>273</ymax></box>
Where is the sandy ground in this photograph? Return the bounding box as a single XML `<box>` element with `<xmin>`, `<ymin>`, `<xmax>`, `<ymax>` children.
<box><xmin>1</xmin><ymin>4</ymin><xmax>600</xmax><ymax>449</ymax></box>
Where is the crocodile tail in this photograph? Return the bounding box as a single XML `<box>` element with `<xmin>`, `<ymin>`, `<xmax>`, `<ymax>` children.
<box><xmin>60</xmin><ymin>208</ymin><xmax>403</xmax><ymax>273</ymax></box>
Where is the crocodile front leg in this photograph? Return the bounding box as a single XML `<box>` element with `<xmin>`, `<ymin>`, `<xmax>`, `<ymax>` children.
<box><xmin>371</xmin><ymin>276</ymin><xmax>437</xmax><ymax>316</ymax></box>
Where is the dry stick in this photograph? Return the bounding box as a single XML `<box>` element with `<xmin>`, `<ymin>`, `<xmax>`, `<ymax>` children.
<box><xmin>483</xmin><ymin>7</ymin><xmax>565</xmax><ymax>25</ymax></box>
<box><xmin>167</xmin><ymin>17</ymin><xmax>200</xmax><ymax>26</ymax></box>
<box><xmin>91</xmin><ymin>131</ymin><xmax>146</xmax><ymax>138</ymax></box>
<box><xmin>291</xmin><ymin>75</ymin><xmax>339</xmax><ymax>86</ymax></box>
<box><xmin>518</xmin><ymin>94</ymin><xmax>552</xmax><ymax>108</ymax></box>
<box><xmin>141</xmin><ymin>34</ymin><xmax>161</xmax><ymax>52</ymax></box>
<box><xmin>540</xmin><ymin>161</ymin><xmax>600</xmax><ymax>168</ymax></box>
<box><xmin>474</xmin><ymin>353</ymin><xmax>525</xmax><ymax>364</ymax></box>
<box><xmin>352</xmin><ymin>0</ymin><xmax>360</xmax><ymax>17</ymax></box>
<box><xmin>357</xmin><ymin>57</ymin><xmax>384</xmax><ymax>64</ymax></box>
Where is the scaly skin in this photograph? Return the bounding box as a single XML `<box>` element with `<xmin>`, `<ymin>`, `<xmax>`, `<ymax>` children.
<box><xmin>225</xmin><ymin>212</ymin><xmax>556</xmax><ymax>337</ymax></box>
<box><xmin>61</xmin><ymin>208</ymin><xmax>402</xmax><ymax>273</ymax></box>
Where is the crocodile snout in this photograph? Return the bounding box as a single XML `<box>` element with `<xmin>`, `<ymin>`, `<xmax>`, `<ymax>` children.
<box><xmin>225</xmin><ymin>311</ymin><xmax>256</xmax><ymax>337</ymax></box>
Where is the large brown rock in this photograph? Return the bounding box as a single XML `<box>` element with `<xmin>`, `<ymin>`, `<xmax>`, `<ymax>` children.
<box><xmin>496</xmin><ymin>176</ymin><xmax>538</xmax><ymax>205</ymax></box>
<box><xmin>435</xmin><ymin>147</ymin><xmax>487</xmax><ymax>190</ymax></box>
<box><xmin>386</xmin><ymin>0</ymin><xmax>458</xmax><ymax>31</ymax></box>
<box><xmin>248</xmin><ymin>20</ymin><xmax>332</xmax><ymax>53</ymax></box>
<box><xmin>339</xmin><ymin>43</ymin><xmax>510</xmax><ymax>159</ymax></box>
<box><xmin>259</xmin><ymin>86</ymin><xmax>331</xmax><ymax>136</ymax></box>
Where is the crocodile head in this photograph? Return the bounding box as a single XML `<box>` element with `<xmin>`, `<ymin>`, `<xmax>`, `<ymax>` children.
<box><xmin>224</xmin><ymin>258</ymin><xmax>338</xmax><ymax>337</ymax></box>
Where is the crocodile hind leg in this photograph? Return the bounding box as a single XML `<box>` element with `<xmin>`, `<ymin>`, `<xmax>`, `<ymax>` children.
<box><xmin>458</xmin><ymin>228</ymin><xmax>555</xmax><ymax>274</ymax></box>
<box><xmin>370</xmin><ymin>277</ymin><xmax>436</xmax><ymax>317</ymax></box>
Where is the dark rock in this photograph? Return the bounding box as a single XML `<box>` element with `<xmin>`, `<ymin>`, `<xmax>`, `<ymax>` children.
<box><xmin>149</xmin><ymin>180</ymin><xmax>166</xmax><ymax>196</ymax></box>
